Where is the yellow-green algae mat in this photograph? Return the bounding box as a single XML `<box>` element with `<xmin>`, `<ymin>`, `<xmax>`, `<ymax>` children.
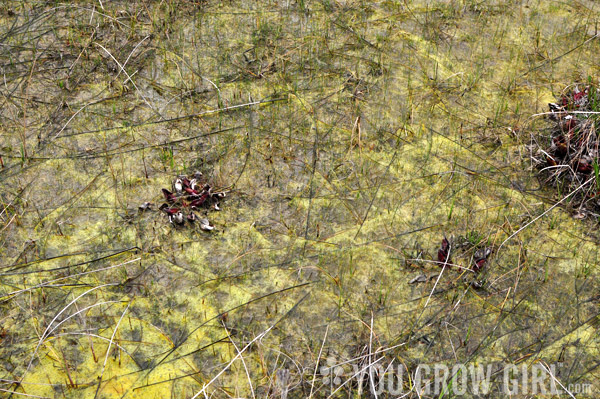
<box><xmin>1</xmin><ymin>1</ymin><xmax>599</xmax><ymax>398</ymax></box>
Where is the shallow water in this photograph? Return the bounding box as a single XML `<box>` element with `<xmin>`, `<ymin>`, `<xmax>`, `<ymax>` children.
<box><xmin>1</xmin><ymin>1</ymin><xmax>599</xmax><ymax>397</ymax></box>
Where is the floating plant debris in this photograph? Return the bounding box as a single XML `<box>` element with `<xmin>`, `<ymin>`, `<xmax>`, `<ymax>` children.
<box><xmin>531</xmin><ymin>84</ymin><xmax>600</xmax><ymax>218</ymax></box>
<box><xmin>408</xmin><ymin>273</ymin><xmax>436</xmax><ymax>284</ymax></box>
<box><xmin>145</xmin><ymin>172</ymin><xmax>226</xmax><ymax>228</ymax></box>
<box><xmin>409</xmin><ymin>274</ymin><xmax>428</xmax><ymax>284</ymax></box>
<box><xmin>138</xmin><ymin>201</ymin><xmax>153</xmax><ymax>211</ymax></box>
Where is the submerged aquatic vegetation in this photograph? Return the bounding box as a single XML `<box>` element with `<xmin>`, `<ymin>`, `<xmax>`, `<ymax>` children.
<box><xmin>0</xmin><ymin>1</ymin><xmax>599</xmax><ymax>398</ymax></box>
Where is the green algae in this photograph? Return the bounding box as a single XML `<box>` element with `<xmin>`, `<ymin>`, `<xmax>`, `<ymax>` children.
<box><xmin>1</xmin><ymin>0</ymin><xmax>600</xmax><ymax>397</ymax></box>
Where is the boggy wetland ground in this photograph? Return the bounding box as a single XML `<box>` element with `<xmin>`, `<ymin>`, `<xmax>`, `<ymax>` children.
<box><xmin>1</xmin><ymin>1</ymin><xmax>600</xmax><ymax>398</ymax></box>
